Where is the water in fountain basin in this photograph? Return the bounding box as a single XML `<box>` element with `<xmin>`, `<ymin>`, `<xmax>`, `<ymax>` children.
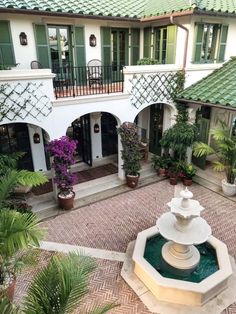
<box><xmin>144</xmin><ymin>234</ymin><xmax>219</xmax><ymax>283</ymax></box>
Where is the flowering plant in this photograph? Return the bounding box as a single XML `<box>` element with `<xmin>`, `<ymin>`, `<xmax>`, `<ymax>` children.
<box><xmin>117</xmin><ymin>122</ymin><xmax>141</xmax><ymax>176</ymax></box>
<box><xmin>46</xmin><ymin>136</ymin><xmax>77</xmax><ymax>196</ymax></box>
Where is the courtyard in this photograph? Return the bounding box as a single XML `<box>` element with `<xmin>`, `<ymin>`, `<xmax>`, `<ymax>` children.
<box><xmin>14</xmin><ymin>180</ymin><xmax>236</xmax><ymax>313</ymax></box>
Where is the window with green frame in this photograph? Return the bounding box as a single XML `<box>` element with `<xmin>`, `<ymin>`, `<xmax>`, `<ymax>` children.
<box><xmin>154</xmin><ymin>27</ymin><xmax>167</xmax><ymax>64</ymax></box>
<box><xmin>193</xmin><ymin>23</ymin><xmax>228</xmax><ymax>63</ymax></box>
<box><xmin>0</xmin><ymin>21</ymin><xmax>15</xmax><ymax>67</ymax></box>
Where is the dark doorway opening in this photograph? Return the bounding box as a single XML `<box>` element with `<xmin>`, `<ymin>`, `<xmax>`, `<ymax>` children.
<box><xmin>149</xmin><ymin>104</ymin><xmax>164</xmax><ymax>155</ymax></box>
<box><xmin>101</xmin><ymin>113</ymin><xmax>118</xmax><ymax>157</ymax></box>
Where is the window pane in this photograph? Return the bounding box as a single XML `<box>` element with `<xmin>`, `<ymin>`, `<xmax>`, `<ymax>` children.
<box><xmin>154</xmin><ymin>29</ymin><xmax>161</xmax><ymax>61</ymax></box>
<box><xmin>162</xmin><ymin>28</ymin><xmax>167</xmax><ymax>64</ymax></box>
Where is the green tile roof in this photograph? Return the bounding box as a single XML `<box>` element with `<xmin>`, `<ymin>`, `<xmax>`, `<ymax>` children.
<box><xmin>1</xmin><ymin>0</ymin><xmax>236</xmax><ymax>19</ymax></box>
<box><xmin>177</xmin><ymin>57</ymin><xmax>236</xmax><ymax>108</ymax></box>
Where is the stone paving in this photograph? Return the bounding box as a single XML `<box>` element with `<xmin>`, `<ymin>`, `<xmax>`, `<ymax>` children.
<box><xmin>15</xmin><ymin>180</ymin><xmax>236</xmax><ymax>313</ymax></box>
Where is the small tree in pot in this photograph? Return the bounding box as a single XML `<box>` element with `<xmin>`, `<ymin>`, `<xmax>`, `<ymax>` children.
<box><xmin>117</xmin><ymin>122</ymin><xmax>142</xmax><ymax>188</ymax></box>
<box><xmin>47</xmin><ymin>136</ymin><xmax>78</xmax><ymax>210</ymax></box>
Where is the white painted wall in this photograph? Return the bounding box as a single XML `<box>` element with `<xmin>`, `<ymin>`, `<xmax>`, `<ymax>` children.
<box><xmin>28</xmin><ymin>124</ymin><xmax>47</xmax><ymax>171</ymax></box>
<box><xmin>90</xmin><ymin>112</ymin><xmax>103</xmax><ymax>160</ymax></box>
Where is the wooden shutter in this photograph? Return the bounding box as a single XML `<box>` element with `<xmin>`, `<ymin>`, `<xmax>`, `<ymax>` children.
<box><xmin>0</xmin><ymin>21</ymin><xmax>15</xmax><ymax>66</ymax></box>
<box><xmin>34</xmin><ymin>24</ymin><xmax>50</xmax><ymax>68</ymax></box>
<box><xmin>73</xmin><ymin>26</ymin><xmax>86</xmax><ymax>66</ymax></box>
<box><xmin>193</xmin><ymin>23</ymin><xmax>204</xmax><ymax>63</ymax></box>
<box><xmin>218</xmin><ymin>25</ymin><xmax>228</xmax><ymax>62</ymax></box>
<box><xmin>166</xmin><ymin>25</ymin><xmax>177</xmax><ymax>64</ymax></box>
<box><xmin>101</xmin><ymin>27</ymin><xmax>111</xmax><ymax>65</ymax></box>
<box><xmin>143</xmin><ymin>27</ymin><xmax>152</xmax><ymax>58</ymax></box>
<box><xmin>130</xmin><ymin>28</ymin><xmax>140</xmax><ymax>65</ymax></box>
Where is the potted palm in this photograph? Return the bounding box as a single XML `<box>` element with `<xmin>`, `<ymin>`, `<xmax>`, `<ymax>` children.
<box><xmin>0</xmin><ymin>210</ymin><xmax>43</xmax><ymax>301</ymax></box>
<box><xmin>181</xmin><ymin>163</ymin><xmax>196</xmax><ymax>186</ymax></box>
<box><xmin>47</xmin><ymin>136</ymin><xmax>77</xmax><ymax>210</ymax></box>
<box><xmin>193</xmin><ymin>122</ymin><xmax>236</xmax><ymax>196</ymax></box>
<box><xmin>117</xmin><ymin>122</ymin><xmax>142</xmax><ymax>188</ymax></box>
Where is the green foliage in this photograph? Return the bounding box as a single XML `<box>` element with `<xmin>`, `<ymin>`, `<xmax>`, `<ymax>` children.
<box><xmin>0</xmin><ymin>297</ymin><xmax>20</xmax><ymax>314</ymax></box>
<box><xmin>193</xmin><ymin>122</ymin><xmax>236</xmax><ymax>184</ymax></box>
<box><xmin>117</xmin><ymin>122</ymin><xmax>142</xmax><ymax>176</ymax></box>
<box><xmin>181</xmin><ymin>163</ymin><xmax>197</xmax><ymax>179</ymax></box>
<box><xmin>0</xmin><ymin>210</ymin><xmax>43</xmax><ymax>287</ymax></box>
<box><xmin>172</xmin><ymin>71</ymin><xmax>185</xmax><ymax>98</ymax></box>
<box><xmin>23</xmin><ymin>252</ymin><xmax>117</xmax><ymax>314</ymax></box>
<box><xmin>0</xmin><ymin>153</ymin><xmax>25</xmax><ymax>177</ymax></box>
<box><xmin>137</xmin><ymin>58</ymin><xmax>159</xmax><ymax>65</ymax></box>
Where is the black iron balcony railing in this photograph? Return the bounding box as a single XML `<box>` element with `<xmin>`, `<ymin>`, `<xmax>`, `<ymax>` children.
<box><xmin>52</xmin><ymin>65</ymin><xmax>124</xmax><ymax>99</ymax></box>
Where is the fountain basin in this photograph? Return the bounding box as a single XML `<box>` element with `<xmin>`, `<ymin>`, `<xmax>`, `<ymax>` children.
<box><xmin>132</xmin><ymin>226</ymin><xmax>232</xmax><ymax>306</ymax></box>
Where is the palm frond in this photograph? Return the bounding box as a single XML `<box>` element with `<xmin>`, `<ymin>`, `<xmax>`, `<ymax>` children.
<box><xmin>193</xmin><ymin>142</ymin><xmax>215</xmax><ymax>157</ymax></box>
<box><xmin>0</xmin><ymin>171</ymin><xmax>19</xmax><ymax>203</ymax></box>
<box><xmin>0</xmin><ymin>297</ymin><xmax>21</xmax><ymax>314</ymax></box>
<box><xmin>23</xmin><ymin>252</ymin><xmax>97</xmax><ymax>314</ymax></box>
<box><xmin>89</xmin><ymin>303</ymin><xmax>119</xmax><ymax>314</ymax></box>
<box><xmin>212</xmin><ymin>161</ymin><xmax>225</xmax><ymax>172</ymax></box>
<box><xmin>16</xmin><ymin>170</ymin><xmax>48</xmax><ymax>187</ymax></box>
<box><xmin>0</xmin><ymin>210</ymin><xmax>43</xmax><ymax>259</ymax></box>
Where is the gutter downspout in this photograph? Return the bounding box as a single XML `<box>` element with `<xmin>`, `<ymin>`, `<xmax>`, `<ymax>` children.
<box><xmin>169</xmin><ymin>15</ymin><xmax>189</xmax><ymax>72</ymax></box>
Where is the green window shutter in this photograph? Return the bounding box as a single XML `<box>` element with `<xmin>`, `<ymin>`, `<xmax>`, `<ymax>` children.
<box><xmin>73</xmin><ymin>26</ymin><xmax>86</xmax><ymax>66</ymax></box>
<box><xmin>130</xmin><ymin>28</ymin><xmax>140</xmax><ymax>65</ymax></box>
<box><xmin>143</xmin><ymin>27</ymin><xmax>152</xmax><ymax>58</ymax></box>
<box><xmin>166</xmin><ymin>25</ymin><xmax>177</xmax><ymax>64</ymax></box>
<box><xmin>193</xmin><ymin>23</ymin><xmax>204</xmax><ymax>63</ymax></box>
<box><xmin>218</xmin><ymin>25</ymin><xmax>228</xmax><ymax>62</ymax></box>
<box><xmin>34</xmin><ymin>24</ymin><xmax>50</xmax><ymax>68</ymax></box>
<box><xmin>0</xmin><ymin>21</ymin><xmax>15</xmax><ymax>66</ymax></box>
<box><xmin>101</xmin><ymin>27</ymin><xmax>111</xmax><ymax>65</ymax></box>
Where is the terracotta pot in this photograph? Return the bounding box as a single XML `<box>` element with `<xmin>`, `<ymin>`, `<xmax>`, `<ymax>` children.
<box><xmin>183</xmin><ymin>178</ymin><xmax>193</xmax><ymax>186</ymax></box>
<box><xmin>58</xmin><ymin>191</ymin><xmax>75</xmax><ymax>210</ymax></box>
<box><xmin>169</xmin><ymin>177</ymin><xmax>178</xmax><ymax>185</ymax></box>
<box><xmin>0</xmin><ymin>276</ymin><xmax>16</xmax><ymax>301</ymax></box>
<box><xmin>158</xmin><ymin>168</ymin><xmax>166</xmax><ymax>177</ymax></box>
<box><xmin>126</xmin><ymin>174</ymin><xmax>139</xmax><ymax>188</ymax></box>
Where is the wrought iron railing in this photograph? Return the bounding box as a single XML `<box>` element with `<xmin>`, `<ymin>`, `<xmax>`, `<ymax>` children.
<box><xmin>52</xmin><ymin>65</ymin><xmax>124</xmax><ymax>99</ymax></box>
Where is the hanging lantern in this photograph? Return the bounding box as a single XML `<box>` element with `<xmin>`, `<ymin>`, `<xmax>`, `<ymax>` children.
<box><xmin>19</xmin><ymin>32</ymin><xmax>28</xmax><ymax>45</ymax></box>
<box><xmin>94</xmin><ymin>123</ymin><xmax>100</xmax><ymax>133</ymax></box>
<box><xmin>33</xmin><ymin>132</ymin><xmax>40</xmax><ymax>144</ymax></box>
<box><xmin>89</xmin><ymin>34</ymin><xmax>96</xmax><ymax>47</ymax></box>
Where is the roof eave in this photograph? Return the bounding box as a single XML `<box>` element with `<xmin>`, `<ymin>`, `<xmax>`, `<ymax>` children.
<box><xmin>140</xmin><ymin>9</ymin><xmax>194</xmax><ymax>22</ymax></box>
<box><xmin>0</xmin><ymin>7</ymin><xmax>140</xmax><ymax>22</ymax></box>
<box><xmin>176</xmin><ymin>98</ymin><xmax>236</xmax><ymax>111</ymax></box>
<box><xmin>194</xmin><ymin>8</ymin><xmax>236</xmax><ymax>18</ymax></box>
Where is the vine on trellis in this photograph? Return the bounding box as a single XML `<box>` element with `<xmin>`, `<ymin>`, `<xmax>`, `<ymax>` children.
<box><xmin>130</xmin><ymin>70</ymin><xmax>185</xmax><ymax>109</ymax></box>
<box><xmin>0</xmin><ymin>82</ymin><xmax>52</xmax><ymax>122</ymax></box>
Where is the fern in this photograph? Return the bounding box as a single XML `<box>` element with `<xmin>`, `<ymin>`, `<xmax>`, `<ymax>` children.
<box><xmin>16</xmin><ymin>170</ymin><xmax>48</xmax><ymax>187</ymax></box>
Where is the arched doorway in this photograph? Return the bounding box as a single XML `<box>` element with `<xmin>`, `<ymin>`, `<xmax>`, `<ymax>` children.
<box><xmin>101</xmin><ymin>112</ymin><xmax>118</xmax><ymax>157</ymax></box>
<box><xmin>149</xmin><ymin>103</ymin><xmax>164</xmax><ymax>155</ymax></box>
<box><xmin>0</xmin><ymin>123</ymin><xmax>33</xmax><ymax>170</ymax></box>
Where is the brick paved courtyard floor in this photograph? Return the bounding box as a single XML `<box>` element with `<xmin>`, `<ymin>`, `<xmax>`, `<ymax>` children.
<box><xmin>15</xmin><ymin>180</ymin><xmax>236</xmax><ymax>313</ymax></box>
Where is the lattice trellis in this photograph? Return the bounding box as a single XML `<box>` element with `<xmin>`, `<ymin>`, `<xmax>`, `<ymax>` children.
<box><xmin>0</xmin><ymin>82</ymin><xmax>52</xmax><ymax>122</ymax></box>
<box><xmin>130</xmin><ymin>72</ymin><xmax>183</xmax><ymax>109</ymax></box>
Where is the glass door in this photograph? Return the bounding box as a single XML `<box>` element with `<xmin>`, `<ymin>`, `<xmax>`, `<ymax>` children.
<box><xmin>111</xmin><ymin>29</ymin><xmax>128</xmax><ymax>81</ymax></box>
<box><xmin>48</xmin><ymin>26</ymin><xmax>72</xmax><ymax>71</ymax></box>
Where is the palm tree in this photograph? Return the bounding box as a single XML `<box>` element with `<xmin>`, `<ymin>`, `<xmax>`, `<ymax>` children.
<box><xmin>23</xmin><ymin>252</ymin><xmax>116</xmax><ymax>314</ymax></box>
<box><xmin>0</xmin><ymin>210</ymin><xmax>43</xmax><ymax>296</ymax></box>
<box><xmin>193</xmin><ymin>122</ymin><xmax>236</xmax><ymax>185</ymax></box>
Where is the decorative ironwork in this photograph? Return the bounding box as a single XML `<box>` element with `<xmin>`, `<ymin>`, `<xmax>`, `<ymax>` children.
<box><xmin>130</xmin><ymin>71</ymin><xmax>184</xmax><ymax>109</ymax></box>
<box><xmin>0</xmin><ymin>82</ymin><xmax>52</xmax><ymax>122</ymax></box>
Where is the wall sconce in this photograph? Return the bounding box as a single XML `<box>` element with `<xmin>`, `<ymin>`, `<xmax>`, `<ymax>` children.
<box><xmin>19</xmin><ymin>32</ymin><xmax>28</xmax><ymax>46</ymax></box>
<box><xmin>33</xmin><ymin>132</ymin><xmax>40</xmax><ymax>144</ymax></box>
<box><xmin>89</xmin><ymin>34</ymin><xmax>96</xmax><ymax>47</ymax></box>
<box><xmin>94</xmin><ymin>123</ymin><xmax>100</xmax><ymax>133</ymax></box>
<box><xmin>0</xmin><ymin>126</ymin><xmax>7</xmax><ymax>136</ymax></box>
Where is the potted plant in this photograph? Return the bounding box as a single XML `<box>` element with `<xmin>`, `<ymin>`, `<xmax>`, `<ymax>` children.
<box><xmin>151</xmin><ymin>155</ymin><xmax>168</xmax><ymax>177</ymax></box>
<box><xmin>0</xmin><ymin>210</ymin><xmax>43</xmax><ymax>301</ymax></box>
<box><xmin>181</xmin><ymin>163</ymin><xmax>197</xmax><ymax>186</ymax></box>
<box><xmin>168</xmin><ymin>163</ymin><xmax>180</xmax><ymax>185</ymax></box>
<box><xmin>193</xmin><ymin>122</ymin><xmax>236</xmax><ymax>196</ymax></box>
<box><xmin>47</xmin><ymin>136</ymin><xmax>78</xmax><ymax>209</ymax></box>
<box><xmin>117</xmin><ymin>122</ymin><xmax>142</xmax><ymax>188</ymax></box>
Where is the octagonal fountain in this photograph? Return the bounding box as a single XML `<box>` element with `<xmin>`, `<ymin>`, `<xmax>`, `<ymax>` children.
<box><xmin>121</xmin><ymin>187</ymin><xmax>235</xmax><ymax>311</ymax></box>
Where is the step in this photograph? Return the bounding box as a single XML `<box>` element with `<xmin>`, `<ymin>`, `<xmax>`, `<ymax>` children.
<box><xmin>33</xmin><ymin>166</ymin><xmax>161</xmax><ymax>221</ymax></box>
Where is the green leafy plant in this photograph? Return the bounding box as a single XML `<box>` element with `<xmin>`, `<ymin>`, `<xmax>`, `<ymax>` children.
<box><xmin>181</xmin><ymin>163</ymin><xmax>197</xmax><ymax>179</ymax></box>
<box><xmin>23</xmin><ymin>252</ymin><xmax>117</xmax><ymax>314</ymax></box>
<box><xmin>117</xmin><ymin>122</ymin><xmax>142</xmax><ymax>176</ymax></box>
<box><xmin>160</xmin><ymin>104</ymin><xmax>198</xmax><ymax>161</ymax></box>
<box><xmin>137</xmin><ymin>58</ymin><xmax>159</xmax><ymax>65</ymax></box>
<box><xmin>193</xmin><ymin>122</ymin><xmax>236</xmax><ymax>184</ymax></box>
<box><xmin>0</xmin><ymin>210</ymin><xmax>43</xmax><ymax>298</ymax></box>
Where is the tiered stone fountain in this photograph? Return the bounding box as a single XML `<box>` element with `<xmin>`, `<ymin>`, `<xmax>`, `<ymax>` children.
<box><xmin>121</xmin><ymin>187</ymin><xmax>235</xmax><ymax>312</ymax></box>
<box><xmin>157</xmin><ymin>188</ymin><xmax>211</xmax><ymax>275</ymax></box>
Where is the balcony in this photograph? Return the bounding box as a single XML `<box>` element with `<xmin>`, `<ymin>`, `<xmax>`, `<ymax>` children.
<box><xmin>52</xmin><ymin>65</ymin><xmax>124</xmax><ymax>99</ymax></box>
